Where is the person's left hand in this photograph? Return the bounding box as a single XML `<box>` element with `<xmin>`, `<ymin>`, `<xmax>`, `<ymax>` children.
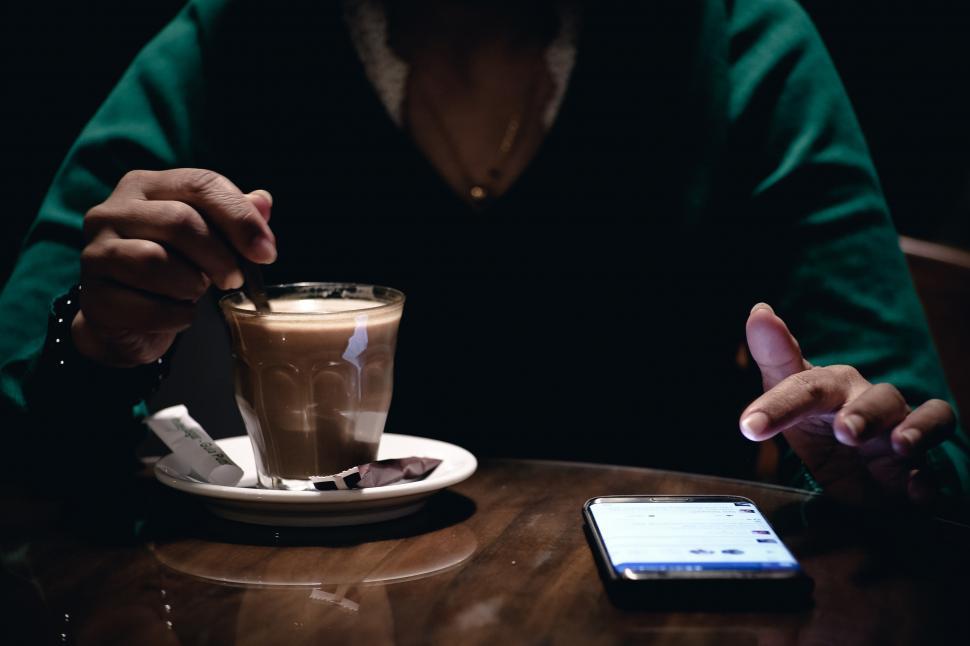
<box><xmin>740</xmin><ymin>303</ymin><xmax>956</xmax><ymax>506</ymax></box>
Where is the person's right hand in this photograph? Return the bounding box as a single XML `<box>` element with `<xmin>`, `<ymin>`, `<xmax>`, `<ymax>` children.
<box><xmin>73</xmin><ymin>168</ymin><xmax>276</xmax><ymax>367</ymax></box>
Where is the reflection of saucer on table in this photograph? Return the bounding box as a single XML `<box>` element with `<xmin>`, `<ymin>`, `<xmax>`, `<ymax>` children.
<box><xmin>153</xmin><ymin>433</ymin><xmax>478</xmax><ymax>527</ymax></box>
<box><xmin>150</xmin><ymin>522</ymin><xmax>478</xmax><ymax>590</ymax></box>
<box><xmin>150</xmin><ymin>518</ymin><xmax>479</xmax><ymax>624</ymax></box>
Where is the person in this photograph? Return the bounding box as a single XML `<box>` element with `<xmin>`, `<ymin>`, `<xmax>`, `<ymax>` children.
<box><xmin>0</xmin><ymin>0</ymin><xmax>966</xmax><ymax>514</ymax></box>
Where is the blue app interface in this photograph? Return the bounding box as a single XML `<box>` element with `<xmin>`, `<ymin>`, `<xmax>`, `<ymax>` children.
<box><xmin>590</xmin><ymin>501</ymin><xmax>800</xmax><ymax>574</ymax></box>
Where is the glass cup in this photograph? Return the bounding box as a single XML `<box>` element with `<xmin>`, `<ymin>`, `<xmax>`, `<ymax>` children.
<box><xmin>220</xmin><ymin>283</ymin><xmax>405</xmax><ymax>490</ymax></box>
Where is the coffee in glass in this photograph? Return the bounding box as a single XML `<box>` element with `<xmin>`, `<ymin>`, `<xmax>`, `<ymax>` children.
<box><xmin>220</xmin><ymin>283</ymin><xmax>404</xmax><ymax>490</ymax></box>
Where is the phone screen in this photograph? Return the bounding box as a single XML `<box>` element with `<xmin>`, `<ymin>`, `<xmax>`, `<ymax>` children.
<box><xmin>589</xmin><ymin>500</ymin><xmax>800</xmax><ymax>576</ymax></box>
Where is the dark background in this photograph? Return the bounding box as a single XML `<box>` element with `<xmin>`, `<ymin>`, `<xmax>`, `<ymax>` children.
<box><xmin>2</xmin><ymin>0</ymin><xmax>968</xmax><ymax>286</ymax></box>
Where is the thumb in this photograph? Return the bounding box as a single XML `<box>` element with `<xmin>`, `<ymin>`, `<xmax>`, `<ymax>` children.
<box><xmin>746</xmin><ymin>303</ymin><xmax>811</xmax><ymax>390</ymax></box>
<box><xmin>246</xmin><ymin>189</ymin><xmax>273</xmax><ymax>222</ymax></box>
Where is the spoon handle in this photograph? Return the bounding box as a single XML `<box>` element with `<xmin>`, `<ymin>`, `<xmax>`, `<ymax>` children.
<box><xmin>240</xmin><ymin>259</ymin><xmax>272</xmax><ymax>313</ymax></box>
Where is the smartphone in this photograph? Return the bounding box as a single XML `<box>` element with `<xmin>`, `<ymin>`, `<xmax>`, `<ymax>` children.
<box><xmin>583</xmin><ymin>495</ymin><xmax>813</xmax><ymax>609</ymax></box>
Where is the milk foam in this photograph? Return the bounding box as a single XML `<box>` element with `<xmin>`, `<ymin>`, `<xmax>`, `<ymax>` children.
<box><xmin>237</xmin><ymin>297</ymin><xmax>384</xmax><ymax>314</ymax></box>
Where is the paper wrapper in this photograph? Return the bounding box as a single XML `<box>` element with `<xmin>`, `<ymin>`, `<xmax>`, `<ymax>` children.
<box><xmin>145</xmin><ymin>405</ymin><xmax>243</xmax><ymax>486</ymax></box>
<box><xmin>310</xmin><ymin>457</ymin><xmax>442</xmax><ymax>491</ymax></box>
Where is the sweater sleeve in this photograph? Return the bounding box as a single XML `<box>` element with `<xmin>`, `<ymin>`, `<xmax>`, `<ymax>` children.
<box><xmin>726</xmin><ymin>0</ymin><xmax>969</xmax><ymax>511</ymax></box>
<box><xmin>0</xmin><ymin>1</ymin><xmax>215</xmax><ymax>473</ymax></box>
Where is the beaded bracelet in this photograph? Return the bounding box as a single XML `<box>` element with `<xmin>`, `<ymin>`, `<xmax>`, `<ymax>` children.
<box><xmin>42</xmin><ymin>284</ymin><xmax>173</xmax><ymax>400</ymax></box>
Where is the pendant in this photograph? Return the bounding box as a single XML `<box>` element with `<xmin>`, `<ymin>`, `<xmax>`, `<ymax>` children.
<box><xmin>469</xmin><ymin>185</ymin><xmax>489</xmax><ymax>203</ymax></box>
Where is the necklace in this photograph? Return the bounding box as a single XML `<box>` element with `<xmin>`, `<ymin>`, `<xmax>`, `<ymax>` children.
<box><xmin>408</xmin><ymin>58</ymin><xmax>548</xmax><ymax>208</ymax></box>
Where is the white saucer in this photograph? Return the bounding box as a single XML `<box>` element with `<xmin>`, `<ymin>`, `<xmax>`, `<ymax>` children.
<box><xmin>153</xmin><ymin>433</ymin><xmax>477</xmax><ymax>527</ymax></box>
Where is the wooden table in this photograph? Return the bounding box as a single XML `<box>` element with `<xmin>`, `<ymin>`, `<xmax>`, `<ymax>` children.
<box><xmin>3</xmin><ymin>460</ymin><xmax>968</xmax><ymax>645</ymax></box>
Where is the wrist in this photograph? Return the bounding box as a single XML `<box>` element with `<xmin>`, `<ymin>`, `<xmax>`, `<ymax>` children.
<box><xmin>41</xmin><ymin>285</ymin><xmax>175</xmax><ymax>400</ymax></box>
<box><xmin>70</xmin><ymin>309</ymin><xmax>111</xmax><ymax>365</ymax></box>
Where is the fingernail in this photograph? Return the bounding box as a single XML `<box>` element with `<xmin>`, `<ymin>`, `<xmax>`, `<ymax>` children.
<box><xmin>250</xmin><ymin>235</ymin><xmax>277</xmax><ymax>263</ymax></box>
<box><xmin>896</xmin><ymin>428</ymin><xmax>920</xmax><ymax>454</ymax></box>
<box><xmin>226</xmin><ymin>270</ymin><xmax>245</xmax><ymax>290</ymax></box>
<box><xmin>249</xmin><ymin>189</ymin><xmax>273</xmax><ymax>207</ymax></box>
<box><xmin>843</xmin><ymin>414</ymin><xmax>865</xmax><ymax>439</ymax></box>
<box><xmin>247</xmin><ymin>190</ymin><xmax>273</xmax><ymax>219</ymax></box>
<box><xmin>740</xmin><ymin>412</ymin><xmax>770</xmax><ymax>439</ymax></box>
<box><xmin>750</xmin><ymin>302</ymin><xmax>774</xmax><ymax>315</ymax></box>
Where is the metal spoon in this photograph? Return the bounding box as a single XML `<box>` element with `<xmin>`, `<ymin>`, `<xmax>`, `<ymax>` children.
<box><xmin>240</xmin><ymin>258</ymin><xmax>271</xmax><ymax>314</ymax></box>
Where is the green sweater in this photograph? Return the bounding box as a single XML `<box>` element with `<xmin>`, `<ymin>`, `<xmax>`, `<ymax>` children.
<box><xmin>1</xmin><ymin>0</ymin><xmax>967</xmax><ymax>509</ymax></box>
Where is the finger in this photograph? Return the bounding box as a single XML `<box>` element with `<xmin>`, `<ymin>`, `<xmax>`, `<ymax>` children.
<box><xmin>745</xmin><ymin>303</ymin><xmax>812</xmax><ymax>390</ymax></box>
<box><xmin>890</xmin><ymin>399</ymin><xmax>956</xmax><ymax>457</ymax></box>
<box><xmin>89</xmin><ymin>200</ymin><xmax>244</xmax><ymax>290</ymax></box>
<box><xmin>832</xmin><ymin>382</ymin><xmax>910</xmax><ymax>447</ymax></box>
<box><xmin>79</xmin><ymin>278</ymin><xmax>196</xmax><ymax>333</ymax></box>
<box><xmin>247</xmin><ymin>189</ymin><xmax>273</xmax><ymax>222</ymax></box>
<box><xmin>127</xmin><ymin>169</ymin><xmax>276</xmax><ymax>264</ymax></box>
<box><xmin>908</xmin><ymin>468</ymin><xmax>939</xmax><ymax>505</ymax></box>
<box><xmin>81</xmin><ymin>238</ymin><xmax>211</xmax><ymax>302</ymax></box>
<box><xmin>739</xmin><ymin>365</ymin><xmax>864</xmax><ymax>440</ymax></box>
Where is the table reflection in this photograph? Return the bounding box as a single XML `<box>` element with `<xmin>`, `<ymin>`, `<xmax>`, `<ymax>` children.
<box><xmin>153</xmin><ymin>576</ymin><xmax>395</xmax><ymax>646</ymax></box>
<box><xmin>143</xmin><ymin>490</ymin><xmax>477</xmax><ymax>645</ymax></box>
<box><xmin>150</xmin><ymin>521</ymin><xmax>478</xmax><ymax>587</ymax></box>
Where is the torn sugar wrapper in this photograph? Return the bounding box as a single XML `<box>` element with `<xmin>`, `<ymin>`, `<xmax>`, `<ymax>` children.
<box><xmin>310</xmin><ymin>457</ymin><xmax>442</xmax><ymax>491</ymax></box>
<box><xmin>145</xmin><ymin>405</ymin><xmax>244</xmax><ymax>486</ymax></box>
